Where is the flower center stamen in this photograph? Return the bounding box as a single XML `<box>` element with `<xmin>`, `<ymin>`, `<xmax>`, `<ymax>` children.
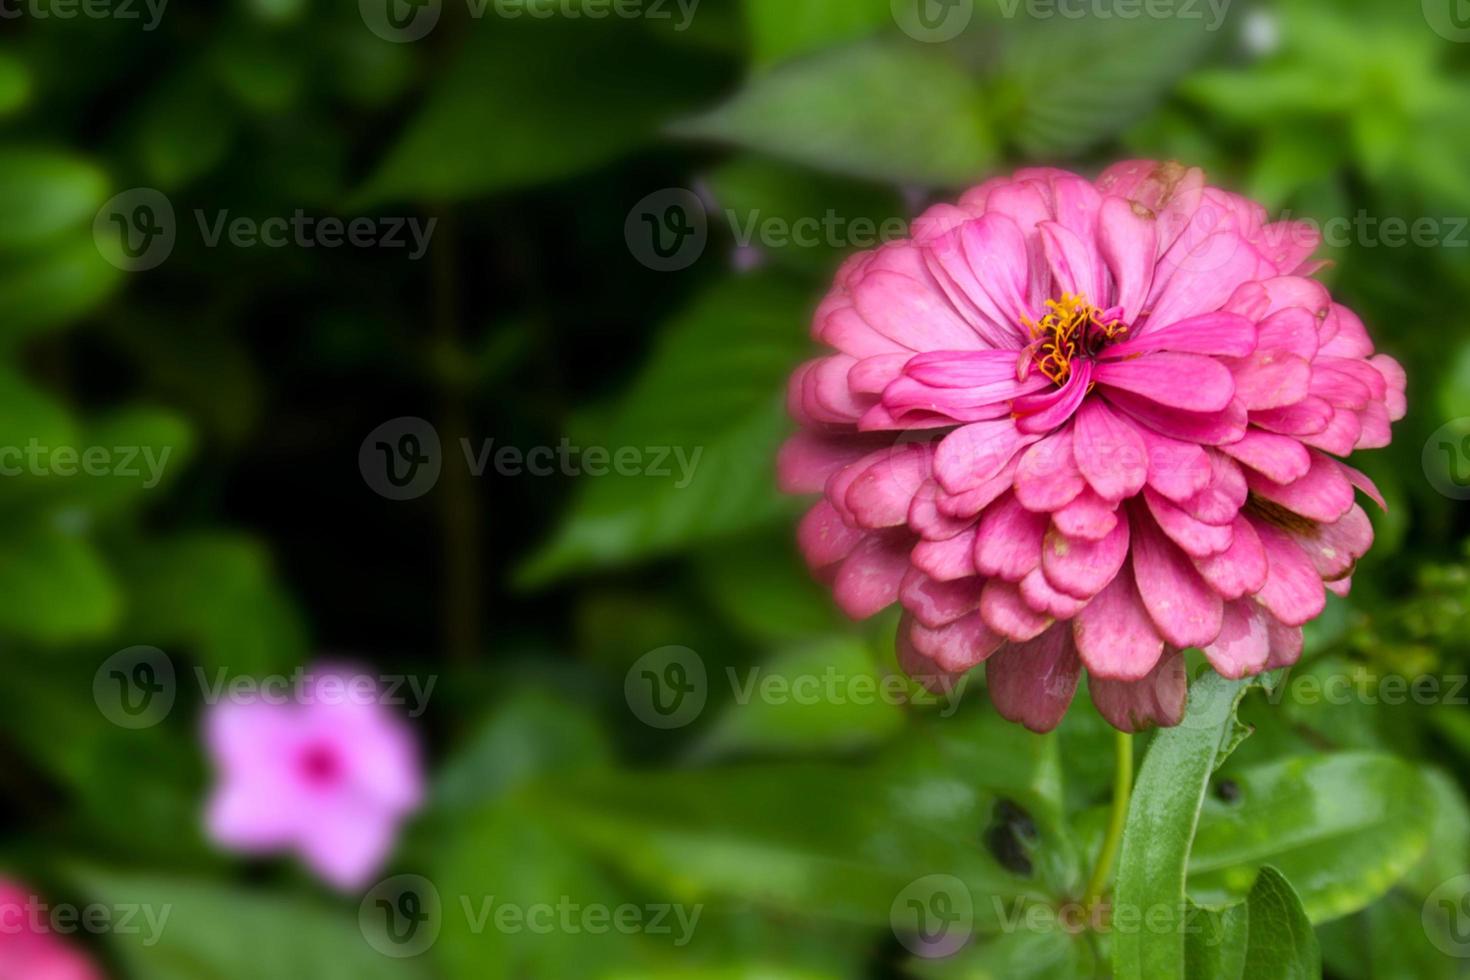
<box><xmin>1019</xmin><ymin>293</ymin><xmax>1129</xmax><ymax>385</ymax></box>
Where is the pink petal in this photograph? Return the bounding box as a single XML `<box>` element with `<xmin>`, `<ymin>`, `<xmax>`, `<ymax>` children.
<box><xmin>852</xmin><ymin>268</ymin><xmax>978</xmax><ymax>352</ymax></box>
<box><xmin>975</xmin><ymin>493</ymin><xmax>1049</xmax><ymax>581</ymax></box>
<box><xmin>1103</xmin><ymin>312</ymin><xmax>1256</xmax><ymax>359</ymax></box>
<box><xmin>1288</xmin><ymin>504</ymin><xmax>1373</xmax><ymax>581</ymax></box>
<box><xmin>980</xmin><ymin>577</ymin><xmax>1054</xmax><ymax>641</ymax></box>
<box><xmin>1041</xmin><ymin>517</ymin><xmax>1130</xmax><ymax>600</ymax></box>
<box><xmin>797</xmin><ymin>501</ymin><xmax>863</xmax><ymax>570</ymax></box>
<box><xmin>1095</xmin><ymin>352</ymin><xmax>1235</xmax><ymax>413</ymax></box>
<box><xmin>1088</xmin><ymin>652</ymin><xmax>1187</xmax><ymax>732</ymax></box>
<box><xmin>1266</xmin><ymin>617</ymin><xmax>1305</xmax><ymax>669</ymax></box>
<box><xmin>1073</xmin><ymin>399</ymin><xmax>1148</xmax><ymax>501</ymax></box>
<box><xmin>1144</xmin><ymin>488</ymin><xmax>1235</xmax><ymax>558</ymax></box>
<box><xmin>1130</xmin><ymin>507</ymin><xmax>1225</xmax><ymax>647</ymax></box>
<box><xmin>985</xmin><ymin>623</ymin><xmax>1081</xmax><ymax>733</ymax></box>
<box><xmin>1219</xmin><ymin>429</ymin><xmax>1311</xmax><ymax>484</ymax></box>
<box><xmin>1245</xmin><ymin>451</ymin><xmax>1355</xmax><ymax>524</ymax></box>
<box><xmin>899</xmin><ymin>567</ymin><xmax>982</xmax><ymax>628</ymax></box>
<box><xmin>1139</xmin><ymin>427</ymin><xmax>1212</xmax><ymax>502</ymax></box>
<box><xmin>1106</xmin><ymin>389</ymin><xmax>1248</xmax><ymax>446</ymax></box>
<box><xmin>1370</xmin><ymin>353</ymin><xmax>1407</xmax><ymax>420</ymax></box>
<box><xmin>1177</xmin><ymin>451</ymin><xmax>1248</xmax><ymax>525</ymax></box>
<box><xmin>1254</xmin><ymin>306</ymin><xmax>1320</xmax><ymax>360</ymax></box>
<box><xmin>1013</xmin><ymin>426</ymin><xmax>1087</xmax><ymax>512</ymax></box>
<box><xmin>934</xmin><ymin>419</ymin><xmax>1034</xmax><ymax>495</ymax></box>
<box><xmin>1250</xmin><ymin>521</ymin><xmax>1326</xmax><ymax>627</ymax></box>
<box><xmin>1192</xmin><ymin>515</ymin><xmax>1269</xmax><ymax>600</ymax></box>
<box><xmin>909</xmin><ymin>610</ymin><xmax>1006</xmax><ymax>672</ymax></box>
<box><xmin>1052</xmin><ymin>489</ymin><xmax>1121</xmax><ymax>541</ymax></box>
<box><xmin>1020</xmin><ymin>568</ymin><xmax>1088</xmax><ymax>619</ymax></box>
<box><xmin>1145</xmin><ymin>231</ymin><xmax>1269</xmax><ymax>331</ymax></box>
<box><xmin>1201</xmin><ymin>599</ymin><xmax>1272</xmax><ymax>679</ymax></box>
<box><xmin>1073</xmin><ymin>565</ymin><xmax>1164</xmax><ymax>680</ymax></box>
<box><xmin>844</xmin><ymin>444</ymin><xmax>933</xmax><ymax>528</ymax></box>
<box><xmin>778</xmin><ymin>432</ymin><xmax>875</xmax><ymax>494</ymax></box>
<box><xmin>1228</xmin><ymin>352</ymin><xmax>1312</xmax><ymax>411</ymax></box>
<box><xmin>896</xmin><ymin>618</ymin><xmax>964</xmax><ymax>697</ymax></box>
<box><xmin>1013</xmin><ymin>359</ymin><xmax>1095</xmax><ymax>434</ymax></box>
<box><xmin>911</xmin><ymin>525</ymin><xmax>979</xmax><ymax>582</ymax></box>
<box><xmin>1097</xmin><ymin>196</ymin><xmax>1157</xmax><ymax>321</ymax></box>
<box><xmin>1041</xmin><ymin>221</ymin><xmax>1103</xmax><ymax>300</ymax></box>
<box><xmin>832</xmin><ymin>532</ymin><xmax>910</xmax><ymax>619</ymax></box>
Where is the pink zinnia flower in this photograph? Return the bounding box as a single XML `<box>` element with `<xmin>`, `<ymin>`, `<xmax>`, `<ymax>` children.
<box><xmin>0</xmin><ymin>881</ymin><xmax>102</xmax><ymax>980</ymax></box>
<box><xmin>203</xmin><ymin>666</ymin><xmax>424</xmax><ymax>891</ymax></box>
<box><xmin>781</xmin><ymin>161</ymin><xmax>1405</xmax><ymax>733</ymax></box>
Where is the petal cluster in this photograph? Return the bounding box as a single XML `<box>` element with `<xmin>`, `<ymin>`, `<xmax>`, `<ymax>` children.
<box><xmin>781</xmin><ymin>161</ymin><xmax>1405</xmax><ymax>732</ymax></box>
<box><xmin>203</xmin><ymin>665</ymin><xmax>424</xmax><ymax>890</ymax></box>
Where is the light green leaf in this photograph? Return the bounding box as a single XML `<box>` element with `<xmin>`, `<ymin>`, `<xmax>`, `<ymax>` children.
<box><xmin>693</xmin><ymin>637</ymin><xmax>907</xmax><ymax>758</ymax></box>
<box><xmin>1184</xmin><ymin>899</ymin><xmax>1249</xmax><ymax>980</ymax></box>
<box><xmin>357</xmin><ymin>19</ymin><xmax>702</xmax><ymax>205</ymax></box>
<box><xmin>0</xmin><ymin>148</ymin><xmax>108</xmax><ymax>251</ymax></box>
<box><xmin>77</xmin><ymin>870</ymin><xmax>428</xmax><ymax>980</ymax></box>
<box><xmin>1189</xmin><ymin>753</ymin><xmax>1435</xmax><ymax>923</ymax></box>
<box><xmin>673</xmin><ymin>40</ymin><xmax>993</xmax><ymax>186</ymax></box>
<box><xmin>0</xmin><ymin>54</ymin><xmax>32</xmax><ymax>116</ymax></box>
<box><xmin>0</xmin><ymin>233</ymin><xmax>124</xmax><ymax>344</ymax></box>
<box><xmin>744</xmin><ymin>0</ymin><xmax>891</xmax><ymax>67</ymax></box>
<box><xmin>518</xmin><ymin>274</ymin><xmax>809</xmax><ymax>584</ymax></box>
<box><xmin>1112</xmin><ymin>671</ymin><xmax>1254</xmax><ymax>980</ymax></box>
<box><xmin>117</xmin><ymin>533</ymin><xmax>309</xmax><ymax>675</ymax></box>
<box><xmin>0</xmin><ymin>525</ymin><xmax>119</xmax><ymax>642</ymax></box>
<box><xmin>1241</xmin><ymin>868</ymin><xmax>1321</xmax><ymax>979</ymax></box>
<box><xmin>1000</xmin><ymin>14</ymin><xmax>1219</xmax><ymax>158</ymax></box>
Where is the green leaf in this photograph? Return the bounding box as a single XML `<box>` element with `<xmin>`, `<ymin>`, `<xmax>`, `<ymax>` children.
<box><xmin>1241</xmin><ymin>868</ymin><xmax>1321</xmax><ymax>979</ymax></box>
<box><xmin>693</xmin><ymin>637</ymin><xmax>907</xmax><ymax>758</ymax></box>
<box><xmin>117</xmin><ymin>533</ymin><xmax>309</xmax><ymax>676</ymax></box>
<box><xmin>1184</xmin><ymin>899</ymin><xmax>1249</xmax><ymax>980</ymax></box>
<box><xmin>1189</xmin><ymin>753</ymin><xmax>1436</xmax><ymax>923</ymax></box>
<box><xmin>673</xmin><ymin>40</ymin><xmax>993</xmax><ymax>186</ymax></box>
<box><xmin>432</xmin><ymin>690</ymin><xmax>611</xmax><ymax>812</ymax></box>
<box><xmin>0</xmin><ymin>54</ymin><xmax>32</xmax><ymax>116</ymax></box>
<box><xmin>357</xmin><ymin>19</ymin><xmax>705</xmax><ymax>206</ymax></box>
<box><xmin>744</xmin><ymin>0</ymin><xmax>891</xmax><ymax>67</ymax></box>
<box><xmin>0</xmin><ymin>233</ymin><xmax>124</xmax><ymax>344</ymax></box>
<box><xmin>77</xmin><ymin>870</ymin><xmax>428</xmax><ymax>980</ymax></box>
<box><xmin>1112</xmin><ymin>671</ymin><xmax>1254</xmax><ymax>980</ymax></box>
<box><xmin>0</xmin><ymin>524</ymin><xmax>119</xmax><ymax>642</ymax></box>
<box><xmin>518</xmin><ymin>274</ymin><xmax>810</xmax><ymax>584</ymax></box>
<box><xmin>0</xmin><ymin>147</ymin><xmax>109</xmax><ymax>251</ymax></box>
<box><xmin>1000</xmin><ymin>14</ymin><xmax>1219</xmax><ymax>158</ymax></box>
<box><xmin>133</xmin><ymin>63</ymin><xmax>238</xmax><ymax>189</ymax></box>
<box><xmin>910</xmin><ymin>927</ymin><xmax>1099</xmax><ymax>979</ymax></box>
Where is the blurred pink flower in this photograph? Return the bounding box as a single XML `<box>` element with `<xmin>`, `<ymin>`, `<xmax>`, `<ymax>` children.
<box><xmin>781</xmin><ymin>161</ymin><xmax>1405</xmax><ymax>733</ymax></box>
<box><xmin>203</xmin><ymin>666</ymin><xmax>424</xmax><ymax>891</ymax></box>
<box><xmin>0</xmin><ymin>881</ymin><xmax>103</xmax><ymax>980</ymax></box>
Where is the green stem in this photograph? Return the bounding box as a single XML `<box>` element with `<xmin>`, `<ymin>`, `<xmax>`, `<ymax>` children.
<box><xmin>1082</xmin><ymin>729</ymin><xmax>1134</xmax><ymax>911</ymax></box>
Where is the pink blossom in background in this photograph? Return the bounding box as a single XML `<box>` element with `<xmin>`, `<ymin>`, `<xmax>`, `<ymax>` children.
<box><xmin>0</xmin><ymin>881</ymin><xmax>103</xmax><ymax>980</ymax></box>
<box><xmin>203</xmin><ymin>666</ymin><xmax>424</xmax><ymax>891</ymax></box>
<box><xmin>781</xmin><ymin>161</ymin><xmax>1405</xmax><ymax>733</ymax></box>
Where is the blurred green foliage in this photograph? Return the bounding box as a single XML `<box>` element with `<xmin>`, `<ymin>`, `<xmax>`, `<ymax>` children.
<box><xmin>1</xmin><ymin>0</ymin><xmax>1468</xmax><ymax>977</ymax></box>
